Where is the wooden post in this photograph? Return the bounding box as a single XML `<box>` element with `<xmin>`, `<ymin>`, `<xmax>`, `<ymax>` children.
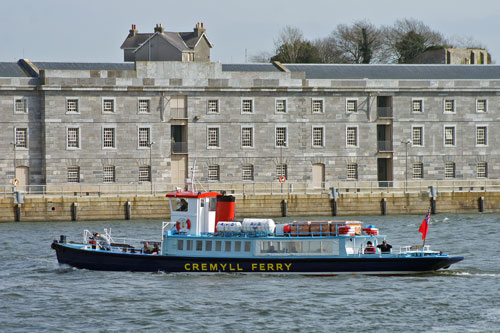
<box><xmin>479</xmin><ymin>196</ymin><xmax>484</xmax><ymax>213</ymax></box>
<box><xmin>331</xmin><ymin>198</ymin><xmax>338</xmax><ymax>216</ymax></box>
<box><xmin>381</xmin><ymin>198</ymin><xmax>387</xmax><ymax>215</ymax></box>
<box><xmin>430</xmin><ymin>197</ymin><xmax>437</xmax><ymax>215</ymax></box>
<box><xmin>281</xmin><ymin>199</ymin><xmax>287</xmax><ymax>217</ymax></box>
<box><xmin>14</xmin><ymin>204</ymin><xmax>21</xmax><ymax>222</ymax></box>
<box><xmin>125</xmin><ymin>201</ymin><xmax>132</xmax><ymax>220</ymax></box>
<box><xmin>71</xmin><ymin>202</ymin><xmax>78</xmax><ymax>221</ymax></box>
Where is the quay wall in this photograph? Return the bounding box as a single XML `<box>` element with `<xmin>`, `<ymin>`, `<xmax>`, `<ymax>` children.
<box><xmin>0</xmin><ymin>191</ymin><xmax>497</xmax><ymax>222</ymax></box>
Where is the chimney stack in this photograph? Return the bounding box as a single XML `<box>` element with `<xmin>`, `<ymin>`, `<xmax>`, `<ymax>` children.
<box><xmin>194</xmin><ymin>22</ymin><xmax>206</xmax><ymax>37</ymax></box>
<box><xmin>154</xmin><ymin>23</ymin><xmax>165</xmax><ymax>33</ymax></box>
<box><xmin>129</xmin><ymin>24</ymin><xmax>138</xmax><ymax>36</ymax></box>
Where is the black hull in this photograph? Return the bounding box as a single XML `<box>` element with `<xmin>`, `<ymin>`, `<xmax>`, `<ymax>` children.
<box><xmin>52</xmin><ymin>242</ymin><xmax>463</xmax><ymax>274</ymax></box>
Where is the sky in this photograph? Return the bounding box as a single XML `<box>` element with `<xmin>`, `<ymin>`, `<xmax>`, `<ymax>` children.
<box><xmin>1</xmin><ymin>0</ymin><xmax>500</xmax><ymax>64</ymax></box>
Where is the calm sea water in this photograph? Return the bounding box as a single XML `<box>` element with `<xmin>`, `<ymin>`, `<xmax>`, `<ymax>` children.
<box><xmin>0</xmin><ymin>213</ymin><xmax>499</xmax><ymax>332</ymax></box>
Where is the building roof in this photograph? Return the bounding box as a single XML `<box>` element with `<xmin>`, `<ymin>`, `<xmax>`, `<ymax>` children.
<box><xmin>223</xmin><ymin>63</ymin><xmax>500</xmax><ymax>80</ymax></box>
<box><xmin>122</xmin><ymin>30</ymin><xmax>210</xmax><ymax>53</ymax></box>
<box><xmin>33</xmin><ymin>62</ymin><xmax>135</xmax><ymax>71</ymax></box>
<box><xmin>0</xmin><ymin>62</ymin><xmax>30</xmax><ymax>77</ymax></box>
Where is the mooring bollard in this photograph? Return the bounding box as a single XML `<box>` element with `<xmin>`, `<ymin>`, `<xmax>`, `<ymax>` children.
<box><xmin>71</xmin><ymin>202</ymin><xmax>78</xmax><ymax>221</ymax></box>
<box><xmin>381</xmin><ymin>198</ymin><xmax>387</xmax><ymax>215</ymax></box>
<box><xmin>479</xmin><ymin>196</ymin><xmax>484</xmax><ymax>213</ymax></box>
<box><xmin>429</xmin><ymin>185</ymin><xmax>437</xmax><ymax>214</ymax></box>
<box><xmin>281</xmin><ymin>199</ymin><xmax>287</xmax><ymax>217</ymax></box>
<box><xmin>125</xmin><ymin>201</ymin><xmax>132</xmax><ymax>220</ymax></box>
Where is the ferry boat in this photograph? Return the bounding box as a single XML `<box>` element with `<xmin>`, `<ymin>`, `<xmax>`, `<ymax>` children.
<box><xmin>51</xmin><ymin>190</ymin><xmax>464</xmax><ymax>275</ymax></box>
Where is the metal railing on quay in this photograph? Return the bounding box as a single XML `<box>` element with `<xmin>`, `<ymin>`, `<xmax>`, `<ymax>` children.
<box><xmin>2</xmin><ymin>179</ymin><xmax>500</xmax><ymax>199</ymax></box>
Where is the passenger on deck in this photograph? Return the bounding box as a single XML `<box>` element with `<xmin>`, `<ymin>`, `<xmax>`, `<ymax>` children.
<box><xmin>152</xmin><ymin>243</ymin><xmax>160</xmax><ymax>255</ymax></box>
<box><xmin>143</xmin><ymin>241</ymin><xmax>153</xmax><ymax>254</ymax></box>
<box><xmin>377</xmin><ymin>240</ymin><xmax>392</xmax><ymax>254</ymax></box>
<box><xmin>364</xmin><ymin>241</ymin><xmax>376</xmax><ymax>254</ymax></box>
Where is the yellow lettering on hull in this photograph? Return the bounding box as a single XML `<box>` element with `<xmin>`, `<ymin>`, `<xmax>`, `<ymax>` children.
<box><xmin>183</xmin><ymin>262</ymin><xmax>293</xmax><ymax>272</ymax></box>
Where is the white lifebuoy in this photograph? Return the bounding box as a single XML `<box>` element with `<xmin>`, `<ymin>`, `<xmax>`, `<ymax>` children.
<box><xmin>279</xmin><ymin>176</ymin><xmax>286</xmax><ymax>183</ymax></box>
<box><xmin>176</xmin><ymin>218</ymin><xmax>191</xmax><ymax>232</ymax></box>
<box><xmin>12</xmin><ymin>178</ymin><xmax>20</xmax><ymax>186</ymax></box>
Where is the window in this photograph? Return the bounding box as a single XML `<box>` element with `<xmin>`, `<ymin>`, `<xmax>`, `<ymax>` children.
<box><xmin>138</xmin><ymin>99</ymin><xmax>150</xmax><ymax>113</ymax></box>
<box><xmin>215</xmin><ymin>241</ymin><xmax>222</xmax><ymax>251</ymax></box>
<box><xmin>241</xmin><ymin>127</ymin><xmax>254</xmax><ymax>148</ymax></box>
<box><xmin>312</xmin><ymin>99</ymin><xmax>324</xmax><ymax>113</ymax></box>
<box><xmin>346</xmin><ymin>99</ymin><xmax>357</xmax><ymax>113</ymax></box>
<box><xmin>412</xmin><ymin>163</ymin><xmax>423</xmax><ymax>179</ymax></box>
<box><xmin>346</xmin><ymin>126</ymin><xmax>358</xmax><ymax>147</ymax></box>
<box><xmin>275</xmin><ymin>127</ymin><xmax>287</xmax><ymax>147</ymax></box>
<box><xmin>67</xmin><ymin>166</ymin><xmax>80</xmax><ymax>183</ymax></box>
<box><xmin>139</xmin><ymin>166</ymin><xmax>151</xmax><ymax>181</ymax></box>
<box><xmin>244</xmin><ymin>241</ymin><xmax>251</xmax><ymax>252</ymax></box>
<box><xmin>205</xmin><ymin>240</ymin><xmax>212</xmax><ymax>251</ymax></box>
<box><xmin>242</xmin><ymin>164</ymin><xmax>254</xmax><ymax>181</ymax></box>
<box><xmin>347</xmin><ymin>163</ymin><xmax>358</xmax><ymax>180</ymax></box>
<box><xmin>412</xmin><ymin>99</ymin><xmax>423</xmax><ymax>113</ymax></box>
<box><xmin>103</xmin><ymin>128</ymin><xmax>116</xmax><ymax>148</ymax></box>
<box><xmin>477</xmin><ymin>162</ymin><xmax>487</xmax><ymax>178</ymax></box>
<box><xmin>276</xmin><ymin>164</ymin><xmax>287</xmax><ymax>179</ymax></box>
<box><xmin>312</xmin><ymin>126</ymin><xmax>324</xmax><ymax>147</ymax></box>
<box><xmin>208</xmin><ymin>99</ymin><xmax>219</xmax><ymax>114</ymax></box>
<box><xmin>67</xmin><ymin>128</ymin><xmax>80</xmax><ymax>149</ymax></box>
<box><xmin>15</xmin><ymin>128</ymin><xmax>28</xmax><ymax>148</ymax></box>
<box><xmin>66</xmin><ymin>99</ymin><xmax>79</xmax><ymax>113</ymax></box>
<box><xmin>476</xmin><ymin>126</ymin><xmax>487</xmax><ymax>146</ymax></box>
<box><xmin>476</xmin><ymin>99</ymin><xmax>487</xmax><ymax>113</ymax></box>
<box><xmin>444</xmin><ymin>99</ymin><xmax>455</xmax><ymax>113</ymax></box>
<box><xmin>103</xmin><ymin>166</ymin><xmax>115</xmax><ymax>183</ymax></box>
<box><xmin>412</xmin><ymin>126</ymin><xmax>423</xmax><ymax>146</ymax></box>
<box><xmin>138</xmin><ymin>127</ymin><xmax>151</xmax><ymax>148</ymax></box>
<box><xmin>275</xmin><ymin>99</ymin><xmax>287</xmax><ymax>113</ymax></box>
<box><xmin>234</xmin><ymin>241</ymin><xmax>242</xmax><ymax>252</ymax></box>
<box><xmin>14</xmin><ymin>98</ymin><xmax>27</xmax><ymax>113</ymax></box>
<box><xmin>224</xmin><ymin>241</ymin><xmax>232</xmax><ymax>252</ymax></box>
<box><xmin>444</xmin><ymin>126</ymin><xmax>455</xmax><ymax>146</ymax></box>
<box><xmin>445</xmin><ymin>162</ymin><xmax>455</xmax><ymax>178</ymax></box>
<box><xmin>208</xmin><ymin>165</ymin><xmax>220</xmax><ymax>181</ymax></box>
<box><xmin>177</xmin><ymin>240</ymin><xmax>183</xmax><ymax>251</ymax></box>
<box><xmin>102</xmin><ymin>98</ymin><xmax>115</xmax><ymax>113</ymax></box>
<box><xmin>207</xmin><ymin>127</ymin><xmax>220</xmax><ymax>148</ymax></box>
<box><xmin>241</xmin><ymin>99</ymin><xmax>253</xmax><ymax>113</ymax></box>
<box><xmin>196</xmin><ymin>240</ymin><xmax>203</xmax><ymax>251</ymax></box>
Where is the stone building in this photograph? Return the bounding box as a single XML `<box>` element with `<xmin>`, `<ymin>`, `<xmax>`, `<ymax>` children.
<box><xmin>1</xmin><ymin>24</ymin><xmax>500</xmax><ymax>189</ymax></box>
<box><xmin>411</xmin><ymin>47</ymin><xmax>491</xmax><ymax>65</ymax></box>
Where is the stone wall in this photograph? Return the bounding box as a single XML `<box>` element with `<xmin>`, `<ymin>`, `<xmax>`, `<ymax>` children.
<box><xmin>0</xmin><ymin>192</ymin><xmax>496</xmax><ymax>223</ymax></box>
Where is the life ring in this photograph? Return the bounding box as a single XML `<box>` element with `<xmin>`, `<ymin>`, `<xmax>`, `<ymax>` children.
<box><xmin>279</xmin><ymin>176</ymin><xmax>286</xmax><ymax>183</ymax></box>
<box><xmin>12</xmin><ymin>177</ymin><xmax>20</xmax><ymax>186</ymax></box>
<box><xmin>176</xmin><ymin>218</ymin><xmax>191</xmax><ymax>232</ymax></box>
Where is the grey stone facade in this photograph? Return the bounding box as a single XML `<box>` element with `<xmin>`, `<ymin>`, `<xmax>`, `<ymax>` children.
<box><xmin>2</xmin><ymin>59</ymin><xmax>500</xmax><ymax>187</ymax></box>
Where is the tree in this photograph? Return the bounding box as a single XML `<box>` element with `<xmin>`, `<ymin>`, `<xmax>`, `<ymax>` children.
<box><xmin>395</xmin><ymin>30</ymin><xmax>426</xmax><ymax>63</ymax></box>
<box><xmin>333</xmin><ymin>20</ymin><xmax>382</xmax><ymax>63</ymax></box>
<box><xmin>271</xmin><ymin>40</ymin><xmax>321</xmax><ymax>63</ymax></box>
<box><xmin>271</xmin><ymin>26</ymin><xmax>304</xmax><ymax>63</ymax></box>
<box><xmin>311</xmin><ymin>37</ymin><xmax>346</xmax><ymax>63</ymax></box>
<box><xmin>381</xmin><ymin>18</ymin><xmax>447</xmax><ymax>63</ymax></box>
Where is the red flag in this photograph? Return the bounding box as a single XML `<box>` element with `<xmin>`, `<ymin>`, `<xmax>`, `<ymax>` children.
<box><xmin>419</xmin><ymin>208</ymin><xmax>431</xmax><ymax>240</ymax></box>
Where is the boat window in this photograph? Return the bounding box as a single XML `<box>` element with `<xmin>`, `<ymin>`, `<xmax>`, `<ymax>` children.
<box><xmin>209</xmin><ymin>198</ymin><xmax>217</xmax><ymax>211</ymax></box>
<box><xmin>282</xmin><ymin>241</ymin><xmax>302</xmax><ymax>253</ymax></box>
<box><xmin>225</xmin><ymin>241</ymin><xmax>232</xmax><ymax>252</ymax></box>
<box><xmin>186</xmin><ymin>240</ymin><xmax>193</xmax><ymax>251</ymax></box>
<box><xmin>205</xmin><ymin>240</ymin><xmax>212</xmax><ymax>251</ymax></box>
<box><xmin>196</xmin><ymin>240</ymin><xmax>203</xmax><ymax>251</ymax></box>
<box><xmin>260</xmin><ymin>241</ymin><xmax>278</xmax><ymax>253</ymax></box>
<box><xmin>177</xmin><ymin>240</ymin><xmax>183</xmax><ymax>251</ymax></box>
<box><xmin>175</xmin><ymin>198</ymin><xmax>188</xmax><ymax>212</ymax></box>
<box><xmin>244</xmin><ymin>241</ymin><xmax>251</xmax><ymax>252</ymax></box>
<box><xmin>234</xmin><ymin>241</ymin><xmax>241</xmax><ymax>252</ymax></box>
<box><xmin>215</xmin><ymin>240</ymin><xmax>222</xmax><ymax>251</ymax></box>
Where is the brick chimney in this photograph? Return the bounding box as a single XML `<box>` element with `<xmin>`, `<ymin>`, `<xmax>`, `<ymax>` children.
<box><xmin>194</xmin><ymin>22</ymin><xmax>206</xmax><ymax>37</ymax></box>
<box><xmin>129</xmin><ymin>24</ymin><xmax>138</xmax><ymax>37</ymax></box>
<box><xmin>154</xmin><ymin>23</ymin><xmax>165</xmax><ymax>33</ymax></box>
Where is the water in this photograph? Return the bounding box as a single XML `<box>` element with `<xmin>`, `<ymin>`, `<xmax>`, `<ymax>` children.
<box><xmin>0</xmin><ymin>214</ymin><xmax>499</xmax><ymax>332</ymax></box>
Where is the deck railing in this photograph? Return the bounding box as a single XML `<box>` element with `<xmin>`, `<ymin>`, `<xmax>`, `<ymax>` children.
<box><xmin>2</xmin><ymin>179</ymin><xmax>500</xmax><ymax>198</ymax></box>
